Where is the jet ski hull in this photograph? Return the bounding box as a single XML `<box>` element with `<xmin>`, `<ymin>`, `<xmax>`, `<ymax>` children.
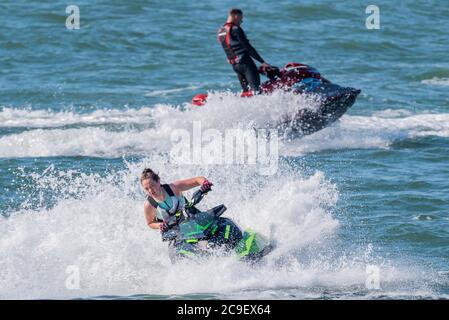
<box><xmin>279</xmin><ymin>84</ymin><xmax>361</xmax><ymax>137</ymax></box>
<box><xmin>163</xmin><ymin>203</ymin><xmax>274</xmax><ymax>264</ymax></box>
<box><xmin>191</xmin><ymin>62</ymin><xmax>361</xmax><ymax>137</ymax></box>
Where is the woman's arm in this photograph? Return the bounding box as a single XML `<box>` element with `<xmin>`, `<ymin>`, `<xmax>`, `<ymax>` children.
<box><xmin>144</xmin><ymin>201</ymin><xmax>162</xmax><ymax>230</ymax></box>
<box><xmin>171</xmin><ymin>176</ymin><xmax>207</xmax><ymax>194</ymax></box>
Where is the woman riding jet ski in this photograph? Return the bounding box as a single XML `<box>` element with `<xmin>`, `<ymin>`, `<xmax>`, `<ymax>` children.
<box><xmin>141</xmin><ymin>168</ymin><xmax>273</xmax><ymax>263</ymax></box>
<box><xmin>192</xmin><ymin>62</ymin><xmax>361</xmax><ymax>137</ymax></box>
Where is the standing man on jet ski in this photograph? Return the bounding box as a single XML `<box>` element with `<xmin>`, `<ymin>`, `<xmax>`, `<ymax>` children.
<box><xmin>140</xmin><ymin>168</ymin><xmax>213</xmax><ymax>233</ymax></box>
<box><xmin>217</xmin><ymin>8</ymin><xmax>271</xmax><ymax>94</ymax></box>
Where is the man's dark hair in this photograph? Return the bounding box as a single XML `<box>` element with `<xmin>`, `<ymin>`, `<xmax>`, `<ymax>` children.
<box><xmin>229</xmin><ymin>8</ymin><xmax>243</xmax><ymax>16</ymax></box>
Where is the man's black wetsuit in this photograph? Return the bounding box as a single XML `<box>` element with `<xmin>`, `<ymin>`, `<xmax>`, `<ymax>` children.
<box><xmin>217</xmin><ymin>23</ymin><xmax>265</xmax><ymax>93</ymax></box>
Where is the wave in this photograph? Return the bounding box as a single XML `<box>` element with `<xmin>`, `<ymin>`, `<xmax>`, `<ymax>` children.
<box><xmin>144</xmin><ymin>85</ymin><xmax>199</xmax><ymax>97</ymax></box>
<box><xmin>282</xmin><ymin>111</ymin><xmax>449</xmax><ymax>155</ymax></box>
<box><xmin>1</xmin><ymin>92</ymin><xmax>449</xmax><ymax>158</ymax></box>
<box><xmin>0</xmin><ymin>107</ymin><xmax>157</xmax><ymax>128</ymax></box>
<box><xmin>421</xmin><ymin>77</ymin><xmax>449</xmax><ymax>86</ymax></box>
<box><xmin>0</xmin><ymin>157</ymin><xmax>437</xmax><ymax>299</ymax></box>
<box><xmin>0</xmin><ymin>107</ymin><xmax>448</xmax><ymax>158</ymax></box>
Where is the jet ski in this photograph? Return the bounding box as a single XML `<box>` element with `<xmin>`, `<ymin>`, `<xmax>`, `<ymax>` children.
<box><xmin>161</xmin><ymin>189</ymin><xmax>274</xmax><ymax>264</ymax></box>
<box><xmin>192</xmin><ymin>62</ymin><xmax>361</xmax><ymax>137</ymax></box>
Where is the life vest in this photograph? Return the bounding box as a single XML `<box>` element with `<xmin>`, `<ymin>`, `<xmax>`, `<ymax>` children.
<box><xmin>217</xmin><ymin>23</ymin><xmax>246</xmax><ymax>64</ymax></box>
<box><xmin>147</xmin><ymin>184</ymin><xmax>186</xmax><ymax>227</ymax></box>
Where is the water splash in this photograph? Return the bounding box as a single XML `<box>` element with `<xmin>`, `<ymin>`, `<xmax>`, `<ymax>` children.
<box><xmin>0</xmin><ymin>155</ymin><xmax>441</xmax><ymax>299</ymax></box>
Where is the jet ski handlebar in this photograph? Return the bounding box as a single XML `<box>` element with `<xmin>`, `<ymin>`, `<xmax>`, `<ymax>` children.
<box><xmin>190</xmin><ymin>189</ymin><xmax>206</xmax><ymax>206</ymax></box>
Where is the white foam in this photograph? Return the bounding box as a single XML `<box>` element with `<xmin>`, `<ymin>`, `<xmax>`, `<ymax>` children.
<box><xmin>282</xmin><ymin>112</ymin><xmax>449</xmax><ymax>155</ymax></box>
<box><xmin>372</xmin><ymin>108</ymin><xmax>413</xmax><ymax>118</ymax></box>
<box><xmin>1</xmin><ymin>110</ymin><xmax>448</xmax><ymax>158</ymax></box>
<box><xmin>1</xmin><ymin>92</ymin><xmax>449</xmax><ymax>158</ymax></box>
<box><xmin>0</xmin><ymin>107</ymin><xmax>156</xmax><ymax>128</ymax></box>
<box><xmin>422</xmin><ymin>77</ymin><xmax>449</xmax><ymax>86</ymax></box>
<box><xmin>0</xmin><ymin>127</ymin><xmax>167</xmax><ymax>157</ymax></box>
<box><xmin>144</xmin><ymin>85</ymin><xmax>199</xmax><ymax>97</ymax></box>
<box><xmin>0</xmin><ymin>92</ymin><xmax>318</xmax><ymax>157</ymax></box>
<box><xmin>0</xmin><ymin>158</ymin><xmax>438</xmax><ymax>299</ymax></box>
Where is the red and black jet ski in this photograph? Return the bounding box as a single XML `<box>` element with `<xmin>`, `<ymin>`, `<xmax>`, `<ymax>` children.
<box><xmin>192</xmin><ymin>62</ymin><xmax>361</xmax><ymax>137</ymax></box>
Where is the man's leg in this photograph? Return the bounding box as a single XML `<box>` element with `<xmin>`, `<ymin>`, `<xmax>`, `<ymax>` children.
<box><xmin>242</xmin><ymin>59</ymin><xmax>261</xmax><ymax>93</ymax></box>
<box><xmin>232</xmin><ymin>63</ymin><xmax>249</xmax><ymax>91</ymax></box>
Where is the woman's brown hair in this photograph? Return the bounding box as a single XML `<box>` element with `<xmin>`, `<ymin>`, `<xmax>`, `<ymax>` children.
<box><xmin>140</xmin><ymin>168</ymin><xmax>160</xmax><ymax>183</ymax></box>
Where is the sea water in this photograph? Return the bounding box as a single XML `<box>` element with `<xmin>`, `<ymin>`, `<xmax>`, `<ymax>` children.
<box><xmin>0</xmin><ymin>0</ymin><xmax>448</xmax><ymax>299</ymax></box>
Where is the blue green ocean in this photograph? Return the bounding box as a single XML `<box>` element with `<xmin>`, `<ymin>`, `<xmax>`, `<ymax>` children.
<box><xmin>1</xmin><ymin>0</ymin><xmax>448</xmax><ymax>299</ymax></box>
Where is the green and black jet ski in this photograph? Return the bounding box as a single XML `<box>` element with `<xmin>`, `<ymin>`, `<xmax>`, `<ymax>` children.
<box><xmin>161</xmin><ymin>189</ymin><xmax>274</xmax><ymax>264</ymax></box>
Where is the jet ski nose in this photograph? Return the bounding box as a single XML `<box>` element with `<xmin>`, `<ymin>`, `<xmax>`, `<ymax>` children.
<box><xmin>341</xmin><ymin>87</ymin><xmax>361</xmax><ymax>98</ymax></box>
<box><xmin>192</xmin><ymin>93</ymin><xmax>208</xmax><ymax>106</ymax></box>
<box><xmin>342</xmin><ymin>88</ymin><xmax>361</xmax><ymax>98</ymax></box>
<box><xmin>352</xmin><ymin>88</ymin><xmax>361</xmax><ymax>96</ymax></box>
